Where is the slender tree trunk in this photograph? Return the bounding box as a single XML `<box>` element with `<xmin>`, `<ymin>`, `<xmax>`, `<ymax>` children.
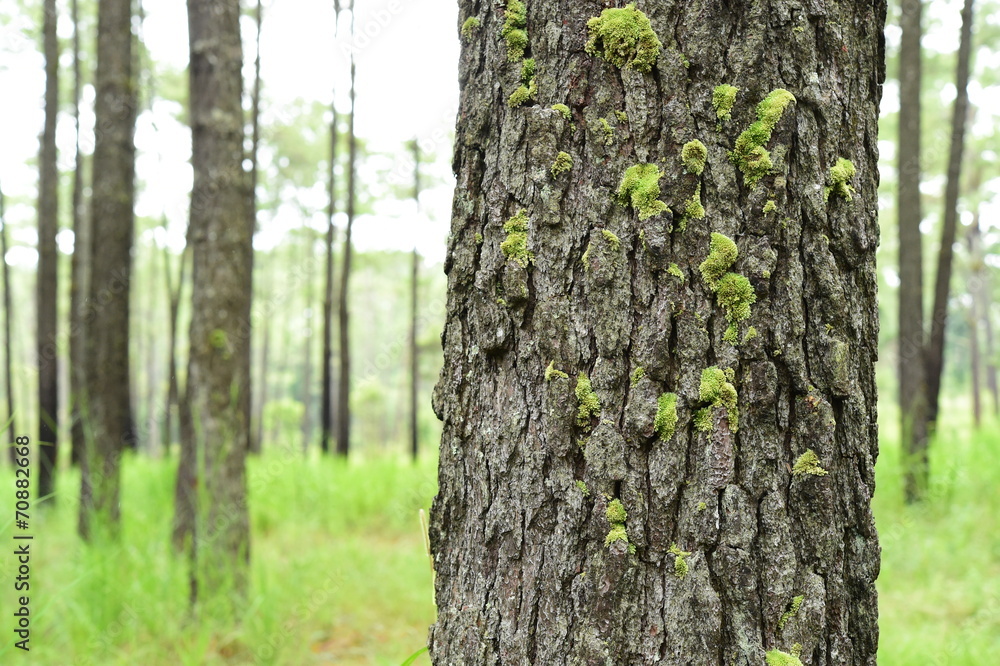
<box><xmin>967</xmin><ymin>223</ymin><xmax>982</xmax><ymax>428</ymax></box>
<box><xmin>924</xmin><ymin>0</ymin><xmax>974</xmax><ymax>438</ymax></box>
<box><xmin>69</xmin><ymin>0</ymin><xmax>87</xmax><ymax>468</ymax></box>
<box><xmin>162</xmin><ymin>243</ymin><xmax>186</xmax><ymax>457</ymax></box>
<box><xmin>0</xmin><ymin>183</ymin><xmax>15</xmax><ymax>464</ymax></box>
<box><xmin>246</xmin><ymin>0</ymin><xmax>262</xmax><ymax>455</ymax></box>
<box><xmin>255</xmin><ymin>299</ymin><xmax>270</xmax><ymax>451</ymax></box>
<box><xmin>898</xmin><ymin>0</ymin><xmax>927</xmax><ymax>504</ymax></box>
<box><xmin>409</xmin><ymin>139</ymin><xmax>420</xmax><ymax>461</ymax></box>
<box><xmin>336</xmin><ymin>2</ymin><xmax>356</xmax><ymax>458</ymax></box>
<box><xmin>36</xmin><ymin>0</ymin><xmax>60</xmax><ymax>503</ymax></box>
<box><xmin>179</xmin><ymin>0</ymin><xmax>252</xmax><ymax>607</ymax></box>
<box><xmin>302</xmin><ymin>227</ymin><xmax>314</xmax><ymax>451</ymax></box>
<box><xmin>430</xmin><ymin>1</ymin><xmax>883</xmax><ymax>663</ymax></box>
<box><xmin>320</xmin><ymin>104</ymin><xmax>338</xmax><ymax>455</ymax></box>
<box><xmin>79</xmin><ymin>0</ymin><xmax>135</xmax><ymax>538</ymax></box>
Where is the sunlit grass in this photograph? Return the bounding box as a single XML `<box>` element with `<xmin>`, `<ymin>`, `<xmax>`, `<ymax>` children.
<box><xmin>875</xmin><ymin>398</ymin><xmax>1000</xmax><ymax>664</ymax></box>
<box><xmin>0</xmin><ymin>450</ymin><xmax>437</xmax><ymax>665</ymax></box>
<box><xmin>2</xmin><ymin>400</ymin><xmax>999</xmax><ymax>664</ymax></box>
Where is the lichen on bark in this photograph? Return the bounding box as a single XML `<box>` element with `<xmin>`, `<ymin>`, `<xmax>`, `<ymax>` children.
<box><xmin>431</xmin><ymin>0</ymin><xmax>883</xmax><ymax>662</ymax></box>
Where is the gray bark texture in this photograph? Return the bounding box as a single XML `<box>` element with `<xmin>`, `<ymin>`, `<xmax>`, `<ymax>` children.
<box><xmin>180</xmin><ymin>0</ymin><xmax>251</xmax><ymax>603</ymax></box>
<box><xmin>79</xmin><ymin>0</ymin><xmax>135</xmax><ymax>537</ymax></box>
<box><xmin>429</xmin><ymin>1</ymin><xmax>883</xmax><ymax>664</ymax></box>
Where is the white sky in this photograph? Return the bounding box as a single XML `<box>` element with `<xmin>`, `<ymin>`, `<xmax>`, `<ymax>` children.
<box><xmin>0</xmin><ymin>0</ymin><xmax>460</xmax><ymax>265</ymax></box>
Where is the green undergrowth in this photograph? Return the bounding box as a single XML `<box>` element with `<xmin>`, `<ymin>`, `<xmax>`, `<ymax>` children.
<box><xmin>873</xmin><ymin>398</ymin><xmax>1000</xmax><ymax>664</ymax></box>
<box><xmin>3</xmin><ymin>397</ymin><xmax>999</xmax><ymax>664</ymax></box>
<box><xmin>0</xmin><ymin>452</ymin><xmax>438</xmax><ymax>665</ymax></box>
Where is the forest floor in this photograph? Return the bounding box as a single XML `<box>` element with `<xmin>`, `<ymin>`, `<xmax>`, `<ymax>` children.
<box><xmin>1</xmin><ymin>402</ymin><xmax>998</xmax><ymax>664</ymax></box>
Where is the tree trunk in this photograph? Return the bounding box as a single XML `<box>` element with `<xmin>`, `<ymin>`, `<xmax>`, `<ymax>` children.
<box><xmin>336</xmin><ymin>2</ymin><xmax>357</xmax><ymax>458</ymax></box>
<box><xmin>69</xmin><ymin>0</ymin><xmax>88</xmax><ymax>468</ymax></box>
<box><xmin>302</xmin><ymin>227</ymin><xmax>314</xmax><ymax>451</ymax></box>
<box><xmin>180</xmin><ymin>0</ymin><xmax>252</xmax><ymax>607</ymax></box>
<box><xmin>79</xmin><ymin>0</ymin><xmax>136</xmax><ymax>538</ymax></box>
<box><xmin>923</xmin><ymin>0</ymin><xmax>974</xmax><ymax>437</ymax></box>
<box><xmin>430</xmin><ymin>2</ymin><xmax>883</xmax><ymax>664</ymax></box>
<box><xmin>898</xmin><ymin>0</ymin><xmax>927</xmax><ymax>504</ymax></box>
<box><xmin>162</xmin><ymin>243</ymin><xmax>186</xmax><ymax>457</ymax></box>
<box><xmin>321</xmin><ymin>102</ymin><xmax>338</xmax><ymax>455</ymax></box>
<box><xmin>246</xmin><ymin>0</ymin><xmax>262</xmax><ymax>456</ymax></box>
<box><xmin>37</xmin><ymin>0</ymin><xmax>60</xmax><ymax>503</ymax></box>
<box><xmin>0</xmin><ymin>183</ymin><xmax>15</xmax><ymax>464</ymax></box>
<box><xmin>966</xmin><ymin>223</ymin><xmax>982</xmax><ymax>428</ymax></box>
<box><xmin>410</xmin><ymin>139</ymin><xmax>421</xmax><ymax>461</ymax></box>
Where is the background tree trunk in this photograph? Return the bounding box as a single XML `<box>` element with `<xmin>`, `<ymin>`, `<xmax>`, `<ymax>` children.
<box><xmin>430</xmin><ymin>1</ymin><xmax>883</xmax><ymax>663</ymax></box>
<box><xmin>898</xmin><ymin>0</ymin><xmax>928</xmax><ymax>504</ymax></box>
<box><xmin>246</xmin><ymin>0</ymin><xmax>262</xmax><ymax>455</ymax></box>
<box><xmin>0</xmin><ymin>182</ymin><xmax>15</xmax><ymax>464</ymax></box>
<box><xmin>321</xmin><ymin>104</ymin><xmax>338</xmax><ymax>455</ymax></box>
<box><xmin>79</xmin><ymin>0</ymin><xmax>136</xmax><ymax>538</ymax></box>
<box><xmin>410</xmin><ymin>139</ymin><xmax>420</xmax><ymax>462</ymax></box>
<box><xmin>182</xmin><ymin>0</ymin><xmax>251</xmax><ymax>606</ymax></box>
<box><xmin>336</xmin><ymin>1</ymin><xmax>356</xmax><ymax>458</ymax></box>
<box><xmin>923</xmin><ymin>0</ymin><xmax>974</xmax><ymax>437</ymax></box>
<box><xmin>69</xmin><ymin>0</ymin><xmax>87</xmax><ymax>468</ymax></box>
<box><xmin>966</xmin><ymin>223</ymin><xmax>982</xmax><ymax>428</ymax></box>
<box><xmin>36</xmin><ymin>0</ymin><xmax>60</xmax><ymax>503</ymax></box>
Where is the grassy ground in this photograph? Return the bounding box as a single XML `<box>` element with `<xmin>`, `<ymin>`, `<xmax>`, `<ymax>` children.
<box><xmin>2</xmin><ymin>404</ymin><xmax>999</xmax><ymax>664</ymax></box>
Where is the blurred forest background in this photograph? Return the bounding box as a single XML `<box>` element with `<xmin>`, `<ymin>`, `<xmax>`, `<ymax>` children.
<box><xmin>0</xmin><ymin>0</ymin><xmax>999</xmax><ymax>663</ymax></box>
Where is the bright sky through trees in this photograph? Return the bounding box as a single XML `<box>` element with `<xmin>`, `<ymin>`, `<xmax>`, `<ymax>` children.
<box><xmin>0</xmin><ymin>0</ymin><xmax>460</xmax><ymax>265</ymax></box>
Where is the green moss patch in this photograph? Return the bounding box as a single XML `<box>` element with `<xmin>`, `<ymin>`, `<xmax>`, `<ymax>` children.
<box><xmin>460</xmin><ymin>17</ymin><xmax>481</xmax><ymax>40</ymax></box>
<box><xmin>731</xmin><ymin>88</ymin><xmax>795</xmax><ymax>188</ymax></box>
<box><xmin>792</xmin><ymin>449</ymin><xmax>829</xmax><ymax>476</ymax></box>
<box><xmin>682</xmin><ymin>139</ymin><xmax>707</xmax><ymax>175</ymax></box>
<box><xmin>545</xmin><ymin>361</ymin><xmax>568</xmax><ymax>382</ymax></box>
<box><xmin>617</xmin><ymin>164</ymin><xmax>667</xmax><ymax>220</ymax></box>
<box><xmin>654</xmin><ymin>393</ymin><xmax>678</xmax><ymax>441</ymax></box>
<box><xmin>825</xmin><ymin>157</ymin><xmax>856</xmax><ymax>201</ymax></box>
<box><xmin>778</xmin><ymin>595</ymin><xmax>804</xmax><ymax>629</ymax></box>
<box><xmin>668</xmin><ymin>543</ymin><xmax>691</xmax><ymax>578</ymax></box>
<box><xmin>551</xmin><ymin>151</ymin><xmax>573</xmax><ymax>178</ymax></box>
<box><xmin>712</xmin><ymin>84</ymin><xmax>738</xmax><ymax>121</ymax></box>
<box><xmin>575</xmin><ymin>373</ymin><xmax>601</xmax><ymax>427</ymax></box>
<box><xmin>698</xmin><ymin>232</ymin><xmax>738</xmax><ymax>287</ymax></box>
<box><xmin>500</xmin><ymin>209</ymin><xmax>533</xmax><ymax>266</ymax></box>
<box><xmin>699</xmin><ymin>366</ymin><xmax>739</xmax><ymax>432</ymax></box>
<box><xmin>501</xmin><ymin>1</ymin><xmax>528</xmax><ymax>62</ymax></box>
<box><xmin>551</xmin><ymin>103</ymin><xmax>571</xmax><ymax>120</ymax></box>
<box><xmin>765</xmin><ymin>650</ymin><xmax>804</xmax><ymax>666</ymax></box>
<box><xmin>585</xmin><ymin>4</ymin><xmax>662</xmax><ymax>73</ymax></box>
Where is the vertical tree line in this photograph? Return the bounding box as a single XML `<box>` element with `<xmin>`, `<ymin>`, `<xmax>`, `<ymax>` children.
<box><xmin>36</xmin><ymin>0</ymin><xmax>60</xmax><ymax>503</ymax></box>
<box><xmin>336</xmin><ymin>0</ymin><xmax>357</xmax><ymax>458</ymax></box>
<box><xmin>79</xmin><ymin>0</ymin><xmax>136</xmax><ymax>537</ymax></box>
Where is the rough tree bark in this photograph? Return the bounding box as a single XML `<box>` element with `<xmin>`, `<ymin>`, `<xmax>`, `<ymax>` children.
<box><xmin>180</xmin><ymin>0</ymin><xmax>252</xmax><ymax>605</ymax></box>
<box><xmin>79</xmin><ymin>0</ymin><xmax>136</xmax><ymax>538</ymax></box>
<box><xmin>37</xmin><ymin>0</ymin><xmax>59</xmax><ymax>502</ymax></box>
<box><xmin>923</xmin><ymin>0</ymin><xmax>974</xmax><ymax>439</ymax></box>
<box><xmin>430</xmin><ymin>1</ymin><xmax>883</xmax><ymax>664</ymax></box>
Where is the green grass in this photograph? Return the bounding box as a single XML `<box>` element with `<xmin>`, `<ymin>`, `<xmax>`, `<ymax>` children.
<box><xmin>0</xmin><ymin>451</ymin><xmax>437</xmax><ymax>665</ymax></box>
<box><xmin>2</xmin><ymin>401</ymin><xmax>999</xmax><ymax>664</ymax></box>
<box><xmin>874</xmin><ymin>399</ymin><xmax>1000</xmax><ymax>664</ymax></box>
